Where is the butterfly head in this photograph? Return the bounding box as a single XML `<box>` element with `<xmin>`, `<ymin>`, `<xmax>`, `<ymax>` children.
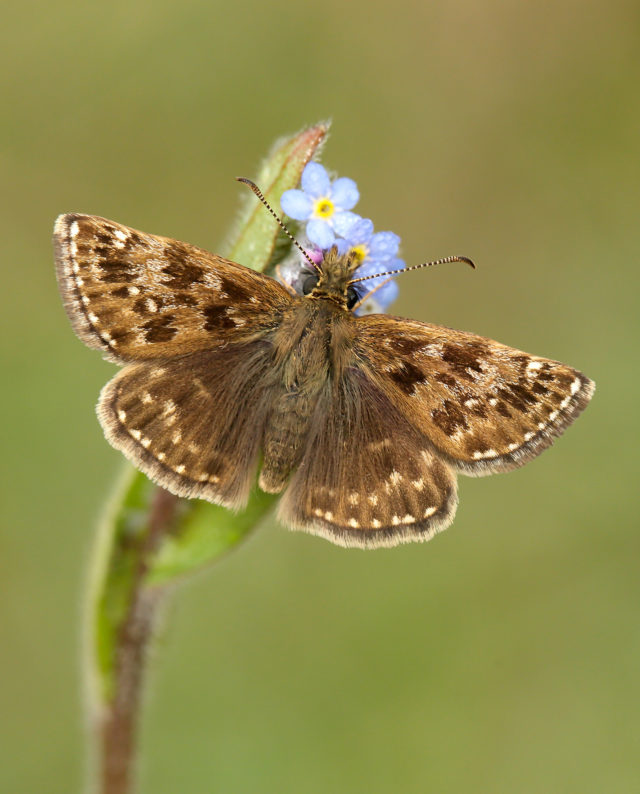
<box><xmin>301</xmin><ymin>246</ymin><xmax>361</xmax><ymax>311</ymax></box>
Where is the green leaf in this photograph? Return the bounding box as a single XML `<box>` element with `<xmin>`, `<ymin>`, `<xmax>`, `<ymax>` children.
<box><xmin>226</xmin><ymin>121</ymin><xmax>329</xmax><ymax>270</ymax></box>
<box><xmin>146</xmin><ymin>489</ymin><xmax>279</xmax><ymax>586</ymax></box>
<box><xmin>87</xmin><ymin>123</ymin><xmax>328</xmax><ymax>707</ymax></box>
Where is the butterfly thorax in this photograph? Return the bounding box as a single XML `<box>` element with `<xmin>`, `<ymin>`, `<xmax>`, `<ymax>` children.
<box><xmin>259</xmin><ymin>290</ymin><xmax>356</xmax><ymax>494</ymax></box>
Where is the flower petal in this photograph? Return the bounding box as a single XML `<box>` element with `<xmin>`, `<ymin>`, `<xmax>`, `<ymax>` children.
<box><xmin>386</xmin><ymin>257</ymin><xmax>406</xmax><ymax>276</ymax></box>
<box><xmin>343</xmin><ymin>216</ymin><xmax>374</xmax><ymax>246</ymax></box>
<box><xmin>301</xmin><ymin>162</ymin><xmax>331</xmax><ymax>198</ymax></box>
<box><xmin>354</xmin><ymin>257</ymin><xmax>404</xmax><ymax>285</ymax></box>
<box><xmin>373</xmin><ymin>278</ymin><xmax>399</xmax><ymax>306</ymax></box>
<box><xmin>330</xmin><ymin>177</ymin><xmax>359</xmax><ymax>210</ymax></box>
<box><xmin>281</xmin><ymin>189</ymin><xmax>313</xmax><ymax>220</ymax></box>
<box><xmin>306</xmin><ymin>218</ymin><xmax>335</xmax><ymax>249</ymax></box>
<box><xmin>305</xmin><ymin>247</ymin><xmax>324</xmax><ymax>265</ymax></box>
<box><xmin>368</xmin><ymin>231</ymin><xmax>400</xmax><ymax>260</ymax></box>
<box><xmin>331</xmin><ymin>210</ymin><xmax>360</xmax><ymax>237</ymax></box>
<box><xmin>354</xmin><ymin>278</ymin><xmax>399</xmax><ymax>315</ymax></box>
<box><xmin>354</xmin><ymin>297</ymin><xmax>383</xmax><ymax>316</ymax></box>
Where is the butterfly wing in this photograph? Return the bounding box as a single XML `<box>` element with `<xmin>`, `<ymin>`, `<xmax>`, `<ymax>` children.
<box><xmin>279</xmin><ymin>369</ymin><xmax>458</xmax><ymax>548</ymax></box>
<box><xmin>279</xmin><ymin>312</ymin><xmax>593</xmax><ymax>548</ymax></box>
<box><xmin>54</xmin><ymin>214</ymin><xmax>291</xmax><ymax>363</ymax></box>
<box><xmin>98</xmin><ymin>343</ymin><xmax>276</xmax><ymax>508</ymax></box>
<box><xmin>55</xmin><ymin>213</ymin><xmax>294</xmax><ymax>506</ymax></box>
<box><xmin>353</xmin><ymin>314</ymin><xmax>595</xmax><ymax>475</ymax></box>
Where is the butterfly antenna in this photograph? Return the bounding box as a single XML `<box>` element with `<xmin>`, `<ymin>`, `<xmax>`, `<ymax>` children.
<box><xmin>348</xmin><ymin>255</ymin><xmax>475</xmax><ymax>285</ymax></box>
<box><xmin>236</xmin><ymin>177</ymin><xmax>321</xmax><ymax>274</ymax></box>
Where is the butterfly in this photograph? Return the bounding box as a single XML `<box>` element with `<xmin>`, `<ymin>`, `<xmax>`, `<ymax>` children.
<box><xmin>53</xmin><ymin>201</ymin><xmax>594</xmax><ymax>548</ymax></box>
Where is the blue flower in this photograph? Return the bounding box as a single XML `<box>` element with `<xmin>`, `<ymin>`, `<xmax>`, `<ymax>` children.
<box><xmin>351</xmin><ymin>265</ymin><xmax>401</xmax><ymax>315</ymax></box>
<box><xmin>335</xmin><ymin>217</ymin><xmax>403</xmax><ymax>314</ymax></box>
<box><xmin>281</xmin><ymin>162</ymin><xmax>360</xmax><ymax>248</ymax></box>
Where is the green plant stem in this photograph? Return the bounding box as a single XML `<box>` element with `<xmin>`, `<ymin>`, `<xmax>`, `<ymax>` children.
<box><xmin>85</xmin><ymin>123</ymin><xmax>329</xmax><ymax>793</ymax></box>
<box><xmin>97</xmin><ymin>487</ymin><xmax>178</xmax><ymax>794</ymax></box>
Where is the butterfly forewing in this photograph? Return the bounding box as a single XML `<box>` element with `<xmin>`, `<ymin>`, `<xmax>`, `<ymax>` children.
<box><xmin>54</xmin><ymin>214</ymin><xmax>291</xmax><ymax>363</ymax></box>
<box><xmin>355</xmin><ymin>315</ymin><xmax>595</xmax><ymax>474</ymax></box>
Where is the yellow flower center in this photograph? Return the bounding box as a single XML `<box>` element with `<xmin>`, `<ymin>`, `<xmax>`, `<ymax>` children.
<box><xmin>350</xmin><ymin>244</ymin><xmax>368</xmax><ymax>264</ymax></box>
<box><xmin>313</xmin><ymin>198</ymin><xmax>334</xmax><ymax>219</ymax></box>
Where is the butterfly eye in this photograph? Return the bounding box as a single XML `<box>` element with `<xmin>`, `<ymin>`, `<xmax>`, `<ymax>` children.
<box><xmin>302</xmin><ymin>274</ymin><xmax>319</xmax><ymax>295</ymax></box>
<box><xmin>346</xmin><ymin>285</ymin><xmax>359</xmax><ymax>310</ymax></box>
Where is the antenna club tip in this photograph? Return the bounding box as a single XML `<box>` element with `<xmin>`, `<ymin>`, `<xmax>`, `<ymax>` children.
<box><xmin>459</xmin><ymin>256</ymin><xmax>476</xmax><ymax>270</ymax></box>
<box><xmin>236</xmin><ymin>176</ymin><xmax>254</xmax><ymax>186</ymax></box>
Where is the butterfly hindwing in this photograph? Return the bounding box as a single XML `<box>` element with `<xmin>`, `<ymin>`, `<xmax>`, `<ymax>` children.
<box><xmin>98</xmin><ymin>343</ymin><xmax>275</xmax><ymax>508</ymax></box>
<box><xmin>280</xmin><ymin>369</ymin><xmax>458</xmax><ymax>548</ymax></box>
<box><xmin>355</xmin><ymin>315</ymin><xmax>595</xmax><ymax>474</ymax></box>
<box><xmin>54</xmin><ymin>214</ymin><xmax>291</xmax><ymax>363</ymax></box>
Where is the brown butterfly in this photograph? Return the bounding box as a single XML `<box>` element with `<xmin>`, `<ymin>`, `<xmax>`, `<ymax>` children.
<box><xmin>54</xmin><ymin>196</ymin><xmax>594</xmax><ymax>548</ymax></box>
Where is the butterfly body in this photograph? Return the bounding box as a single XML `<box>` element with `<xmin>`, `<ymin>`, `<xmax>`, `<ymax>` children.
<box><xmin>247</xmin><ymin>255</ymin><xmax>361</xmax><ymax>494</ymax></box>
<box><xmin>54</xmin><ymin>213</ymin><xmax>594</xmax><ymax>548</ymax></box>
<box><xmin>259</xmin><ymin>299</ymin><xmax>338</xmax><ymax>493</ymax></box>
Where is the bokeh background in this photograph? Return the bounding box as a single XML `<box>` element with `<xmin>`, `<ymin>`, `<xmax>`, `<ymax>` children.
<box><xmin>2</xmin><ymin>1</ymin><xmax>638</xmax><ymax>792</ymax></box>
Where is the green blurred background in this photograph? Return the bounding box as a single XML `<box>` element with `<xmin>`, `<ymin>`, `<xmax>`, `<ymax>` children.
<box><xmin>2</xmin><ymin>1</ymin><xmax>638</xmax><ymax>791</ymax></box>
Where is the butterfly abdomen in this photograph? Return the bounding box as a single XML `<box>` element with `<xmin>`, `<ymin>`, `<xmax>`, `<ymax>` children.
<box><xmin>259</xmin><ymin>388</ymin><xmax>319</xmax><ymax>493</ymax></box>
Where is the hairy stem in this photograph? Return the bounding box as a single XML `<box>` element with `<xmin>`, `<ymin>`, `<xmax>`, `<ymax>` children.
<box><xmin>97</xmin><ymin>487</ymin><xmax>178</xmax><ymax>794</ymax></box>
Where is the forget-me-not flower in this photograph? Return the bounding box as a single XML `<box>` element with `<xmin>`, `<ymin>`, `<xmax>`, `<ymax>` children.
<box><xmin>281</xmin><ymin>162</ymin><xmax>360</xmax><ymax>249</ymax></box>
<box><xmin>335</xmin><ymin>216</ymin><xmax>403</xmax><ymax>314</ymax></box>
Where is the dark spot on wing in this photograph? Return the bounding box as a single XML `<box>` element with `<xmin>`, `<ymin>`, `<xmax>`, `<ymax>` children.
<box><xmin>203</xmin><ymin>304</ymin><xmax>236</xmax><ymax>331</ymax></box>
<box><xmin>496</xmin><ymin>382</ymin><xmax>537</xmax><ymax>413</ymax></box>
<box><xmin>431</xmin><ymin>399</ymin><xmax>469</xmax><ymax>436</ymax></box>
<box><xmin>203</xmin><ymin>454</ymin><xmax>224</xmax><ymax>478</ymax></box>
<box><xmin>99</xmin><ymin>259</ymin><xmax>136</xmax><ymax>283</ymax></box>
<box><xmin>110</xmin><ymin>327</ymin><xmax>131</xmax><ymax>344</ymax></box>
<box><xmin>390</xmin><ymin>337</ymin><xmax>425</xmax><ymax>355</ymax></box>
<box><xmin>388</xmin><ymin>361</ymin><xmax>424</xmax><ymax>394</ymax></box>
<box><xmin>142</xmin><ymin>315</ymin><xmax>178</xmax><ymax>343</ymax></box>
<box><xmin>458</xmin><ymin>390</ymin><xmax>488</xmax><ymax>417</ymax></box>
<box><xmin>219</xmin><ymin>276</ymin><xmax>251</xmax><ymax>304</ymax></box>
<box><xmin>464</xmin><ymin>438</ymin><xmax>490</xmax><ymax>456</ymax></box>
<box><xmin>161</xmin><ymin>261</ymin><xmax>206</xmax><ymax>289</ymax></box>
<box><xmin>132</xmin><ymin>296</ymin><xmax>166</xmax><ymax>316</ymax></box>
<box><xmin>435</xmin><ymin>372</ymin><xmax>458</xmax><ymax>388</ymax></box>
<box><xmin>441</xmin><ymin>342</ymin><xmax>486</xmax><ymax>378</ymax></box>
<box><xmin>125</xmin><ymin>231</ymin><xmax>144</xmax><ymax>248</ymax></box>
<box><xmin>165</xmin><ymin>241</ymin><xmax>190</xmax><ymax>264</ymax></box>
<box><xmin>468</xmin><ymin>400</ymin><xmax>487</xmax><ymax>418</ymax></box>
<box><xmin>553</xmin><ymin>372</ymin><xmax>575</xmax><ymax>389</ymax></box>
<box><xmin>512</xmin><ymin>355</ymin><xmax>530</xmax><ymax>371</ymax></box>
<box><xmin>158</xmin><ymin>242</ymin><xmax>206</xmax><ymax>288</ymax></box>
<box><xmin>532</xmin><ymin>382</ymin><xmax>549</xmax><ymax>396</ymax></box>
